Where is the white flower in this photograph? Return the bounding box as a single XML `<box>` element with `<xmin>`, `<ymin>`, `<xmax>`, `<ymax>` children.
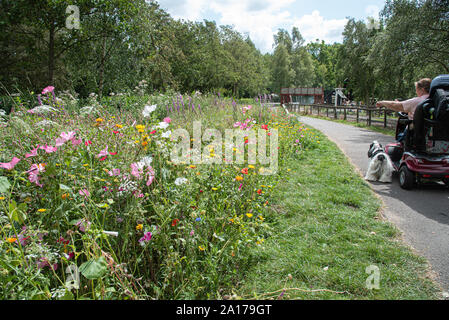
<box><xmin>157</xmin><ymin>122</ymin><xmax>169</xmax><ymax>130</ymax></box>
<box><xmin>174</xmin><ymin>178</ymin><xmax>188</xmax><ymax>186</ymax></box>
<box><xmin>138</xmin><ymin>156</ymin><xmax>153</xmax><ymax>168</ymax></box>
<box><xmin>28</xmin><ymin>105</ymin><xmax>58</xmax><ymax>115</ymax></box>
<box><xmin>161</xmin><ymin>131</ymin><xmax>172</xmax><ymax>138</ymax></box>
<box><xmin>35</xmin><ymin>120</ymin><xmax>59</xmax><ymax>128</ymax></box>
<box><xmin>79</xmin><ymin>106</ymin><xmax>97</xmax><ymax>116</ymax></box>
<box><xmin>142</xmin><ymin>104</ymin><xmax>157</xmax><ymax>118</ymax></box>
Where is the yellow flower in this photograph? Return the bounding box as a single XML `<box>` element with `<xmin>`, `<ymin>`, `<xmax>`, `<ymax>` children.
<box><xmin>189</xmin><ymin>165</ymin><xmax>197</xmax><ymax>169</ymax></box>
<box><xmin>0</xmin><ymin>197</ymin><xmax>5</xmax><ymax>201</ymax></box>
<box><xmin>199</xmin><ymin>245</ymin><xmax>205</xmax><ymax>251</ymax></box>
<box><xmin>96</xmin><ymin>118</ymin><xmax>104</xmax><ymax>123</ymax></box>
<box><xmin>37</xmin><ymin>209</ymin><xmax>47</xmax><ymax>213</ymax></box>
<box><xmin>248</xmin><ymin>165</ymin><xmax>255</xmax><ymax>169</ymax></box>
<box><xmin>136</xmin><ymin>224</ymin><xmax>143</xmax><ymax>231</ymax></box>
<box><xmin>115</xmin><ymin>124</ymin><xmax>123</xmax><ymax>129</ymax></box>
<box><xmin>246</xmin><ymin>213</ymin><xmax>253</xmax><ymax>218</ymax></box>
<box><xmin>6</xmin><ymin>238</ymin><xmax>17</xmax><ymax>243</ymax></box>
<box><xmin>212</xmin><ymin>188</ymin><xmax>218</xmax><ymax>191</ymax></box>
<box><xmin>258</xmin><ymin>216</ymin><xmax>265</xmax><ymax>221</ymax></box>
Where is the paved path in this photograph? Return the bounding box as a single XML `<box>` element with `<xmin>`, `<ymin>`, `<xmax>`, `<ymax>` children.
<box><xmin>299</xmin><ymin>116</ymin><xmax>449</xmax><ymax>293</ymax></box>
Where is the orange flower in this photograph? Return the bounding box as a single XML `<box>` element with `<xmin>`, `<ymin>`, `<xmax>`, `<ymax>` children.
<box><xmin>172</xmin><ymin>219</ymin><xmax>179</xmax><ymax>227</ymax></box>
<box><xmin>241</xmin><ymin>168</ymin><xmax>249</xmax><ymax>175</ymax></box>
<box><xmin>235</xmin><ymin>176</ymin><xmax>244</xmax><ymax>182</ymax></box>
<box><xmin>6</xmin><ymin>238</ymin><xmax>17</xmax><ymax>243</ymax></box>
<box><xmin>257</xmin><ymin>189</ymin><xmax>262</xmax><ymax>195</ymax></box>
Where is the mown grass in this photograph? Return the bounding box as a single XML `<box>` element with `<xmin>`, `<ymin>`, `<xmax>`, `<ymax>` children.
<box><xmin>236</xmin><ymin>126</ymin><xmax>441</xmax><ymax>300</ymax></box>
<box><xmin>297</xmin><ymin>113</ymin><xmax>396</xmax><ymax>137</ymax></box>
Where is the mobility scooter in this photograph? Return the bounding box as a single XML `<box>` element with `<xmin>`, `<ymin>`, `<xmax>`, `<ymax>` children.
<box><xmin>383</xmin><ymin>75</ymin><xmax>449</xmax><ymax>190</ymax></box>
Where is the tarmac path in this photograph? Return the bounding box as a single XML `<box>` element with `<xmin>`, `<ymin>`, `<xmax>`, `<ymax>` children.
<box><xmin>299</xmin><ymin>116</ymin><xmax>449</xmax><ymax>294</ymax></box>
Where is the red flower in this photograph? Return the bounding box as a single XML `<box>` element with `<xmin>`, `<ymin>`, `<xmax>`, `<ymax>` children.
<box><xmin>150</xmin><ymin>130</ymin><xmax>157</xmax><ymax>135</ymax></box>
<box><xmin>241</xmin><ymin>168</ymin><xmax>249</xmax><ymax>175</ymax></box>
<box><xmin>100</xmin><ymin>156</ymin><xmax>107</xmax><ymax>161</ymax></box>
<box><xmin>113</xmin><ymin>130</ymin><xmax>120</xmax><ymax>135</ymax></box>
<box><xmin>261</xmin><ymin>125</ymin><xmax>268</xmax><ymax>130</ymax></box>
<box><xmin>172</xmin><ymin>219</ymin><xmax>179</xmax><ymax>227</ymax></box>
<box><xmin>109</xmin><ymin>152</ymin><xmax>118</xmax><ymax>156</ymax></box>
<box><xmin>257</xmin><ymin>189</ymin><xmax>262</xmax><ymax>195</ymax></box>
<box><xmin>85</xmin><ymin>140</ymin><xmax>92</xmax><ymax>146</ymax></box>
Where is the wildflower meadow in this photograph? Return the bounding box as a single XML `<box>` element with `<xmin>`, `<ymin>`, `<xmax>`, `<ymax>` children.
<box><xmin>0</xmin><ymin>87</ymin><xmax>318</xmax><ymax>299</ymax></box>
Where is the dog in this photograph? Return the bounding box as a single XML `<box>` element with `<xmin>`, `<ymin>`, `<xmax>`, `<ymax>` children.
<box><xmin>365</xmin><ymin>141</ymin><xmax>395</xmax><ymax>183</ymax></box>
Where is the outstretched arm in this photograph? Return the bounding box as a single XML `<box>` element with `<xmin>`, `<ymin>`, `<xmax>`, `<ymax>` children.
<box><xmin>376</xmin><ymin>100</ymin><xmax>404</xmax><ymax>112</ymax></box>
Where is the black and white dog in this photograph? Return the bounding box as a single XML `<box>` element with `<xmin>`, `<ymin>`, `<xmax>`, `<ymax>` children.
<box><xmin>365</xmin><ymin>141</ymin><xmax>395</xmax><ymax>183</ymax></box>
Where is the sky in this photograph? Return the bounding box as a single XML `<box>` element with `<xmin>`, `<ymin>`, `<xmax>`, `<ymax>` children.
<box><xmin>156</xmin><ymin>0</ymin><xmax>386</xmax><ymax>54</ymax></box>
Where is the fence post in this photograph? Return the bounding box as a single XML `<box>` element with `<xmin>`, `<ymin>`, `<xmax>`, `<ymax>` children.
<box><xmin>368</xmin><ymin>109</ymin><xmax>372</xmax><ymax>126</ymax></box>
<box><xmin>334</xmin><ymin>107</ymin><xmax>337</xmax><ymax>119</ymax></box>
<box><xmin>384</xmin><ymin>108</ymin><xmax>387</xmax><ymax>128</ymax></box>
<box><xmin>344</xmin><ymin>107</ymin><xmax>347</xmax><ymax>121</ymax></box>
<box><xmin>326</xmin><ymin>107</ymin><xmax>329</xmax><ymax>117</ymax></box>
<box><xmin>357</xmin><ymin>108</ymin><xmax>359</xmax><ymax>123</ymax></box>
<box><xmin>318</xmin><ymin>106</ymin><xmax>320</xmax><ymax>116</ymax></box>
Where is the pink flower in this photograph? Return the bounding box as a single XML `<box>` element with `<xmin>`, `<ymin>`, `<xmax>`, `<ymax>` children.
<box><xmin>39</xmin><ymin>145</ymin><xmax>57</xmax><ymax>153</ymax></box>
<box><xmin>71</xmin><ymin>138</ymin><xmax>82</xmax><ymax>146</ymax></box>
<box><xmin>85</xmin><ymin>140</ymin><xmax>92</xmax><ymax>146</ymax></box>
<box><xmin>55</xmin><ymin>137</ymin><xmax>66</xmax><ymax>147</ymax></box>
<box><xmin>25</xmin><ymin>147</ymin><xmax>39</xmax><ymax>158</ymax></box>
<box><xmin>79</xmin><ymin>189</ymin><xmax>90</xmax><ymax>199</ymax></box>
<box><xmin>27</xmin><ymin>163</ymin><xmax>46</xmax><ymax>187</ymax></box>
<box><xmin>163</xmin><ymin>117</ymin><xmax>172</xmax><ymax>124</ymax></box>
<box><xmin>55</xmin><ymin>131</ymin><xmax>77</xmax><ymax>147</ymax></box>
<box><xmin>76</xmin><ymin>219</ymin><xmax>91</xmax><ymax>233</ymax></box>
<box><xmin>146</xmin><ymin>166</ymin><xmax>155</xmax><ymax>186</ymax></box>
<box><xmin>42</xmin><ymin>86</ymin><xmax>55</xmax><ymax>94</ymax></box>
<box><xmin>108</xmin><ymin>168</ymin><xmax>121</xmax><ymax>177</ymax></box>
<box><xmin>0</xmin><ymin>157</ymin><xmax>20</xmax><ymax>170</ymax></box>
<box><xmin>131</xmin><ymin>163</ymin><xmax>143</xmax><ymax>179</ymax></box>
<box><xmin>60</xmin><ymin>131</ymin><xmax>76</xmax><ymax>141</ymax></box>
<box><xmin>238</xmin><ymin>183</ymin><xmax>243</xmax><ymax>191</ymax></box>
<box><xmin>97</xmin><ymin>146</ymin><xmax>109</xmax><ymax>159</ymax></box>
<box><xmin>139</xmin><ymin>232</ymin><xmax>152</xmax><ymax>243</ymax></box>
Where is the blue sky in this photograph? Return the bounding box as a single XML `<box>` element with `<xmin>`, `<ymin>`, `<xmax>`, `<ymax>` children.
<box><xmin>156</xmin><ymin>0</ymin><xmax>386</xmax><ymax>53</ymax></box>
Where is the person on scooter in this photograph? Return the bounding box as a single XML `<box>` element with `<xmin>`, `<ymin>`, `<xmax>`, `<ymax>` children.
<box><xmin>376</xmin><ymin>78</ymin><xmax>431</xmax><ymax>142</ymax></box>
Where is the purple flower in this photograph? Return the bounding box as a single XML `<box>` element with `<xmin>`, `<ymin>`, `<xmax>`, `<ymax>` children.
<box><xmin>195</xmin><ymin>217</ymin><xmax>202</xmax><ymax>222</ymax></box>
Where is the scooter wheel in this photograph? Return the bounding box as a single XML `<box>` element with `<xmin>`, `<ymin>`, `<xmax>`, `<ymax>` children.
<box><xmin>399</xmin><ymin>166</ymin><xmax>415</xmax><ymax>190</ymax></box>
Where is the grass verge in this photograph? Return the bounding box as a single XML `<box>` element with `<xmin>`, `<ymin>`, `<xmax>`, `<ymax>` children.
<box><xmin>296</xmin><ymin>113</ymin><xmax>396</xmax><ymax>137</ymax></box>
<box><xmin>236</xmin><ymin>125</ymin><xmax>441</xmax><ymax>300</ymax></box>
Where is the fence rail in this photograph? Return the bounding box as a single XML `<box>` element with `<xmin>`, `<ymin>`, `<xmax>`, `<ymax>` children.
<box><xmin>285</xmin><ymin>103</ymin><xmax>397</xmax><ymax>129</ymax></box>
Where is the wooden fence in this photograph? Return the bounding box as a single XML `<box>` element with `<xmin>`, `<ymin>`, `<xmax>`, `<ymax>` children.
<box><xmin>285</xmin><ymin>103</ymin><xmax>397</xmax><ymax>129</ymax></box>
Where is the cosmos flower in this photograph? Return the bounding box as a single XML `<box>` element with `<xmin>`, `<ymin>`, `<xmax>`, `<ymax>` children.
<box><xmin>0</xmin><ymin>157</ymin><xmax>20</xmax><ymax>170</ymax></box>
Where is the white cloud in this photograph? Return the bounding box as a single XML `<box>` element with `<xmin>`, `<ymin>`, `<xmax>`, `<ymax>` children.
<box><xmin>208</xmin><ymin>0</ymin><xmax>294</xmax><ymax>53</ymax></box>
<box><xmin>293</xmin><ymin>10</ymin><xmax>348</xmax><ymax>44</ymax></box>
<box><xmin>365</xmin><ymin>5</ymin><xmax>380</xmax><ymax>19</ymax></box>
<box><xmin>157</xmin><ymin>0</ymin><xmax>349</xmax><ymax>53</ymax></box>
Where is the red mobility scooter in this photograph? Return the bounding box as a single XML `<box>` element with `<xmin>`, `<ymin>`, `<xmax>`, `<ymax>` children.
<box><xmin>383</xmin><ymin>75</ymin><xmax>449</xmax><ymax>190</ymax></box>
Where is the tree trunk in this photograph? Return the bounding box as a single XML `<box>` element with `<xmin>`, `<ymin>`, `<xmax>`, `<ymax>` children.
<box><xmin>48</xmin><ymin>23</ymin><xmax>55</xmax><ymax>85</ymax></box>
<box><xmin>98</xmin><ymin>36</ymin><xmax>107</xmax><ymax>98</ymax></box>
